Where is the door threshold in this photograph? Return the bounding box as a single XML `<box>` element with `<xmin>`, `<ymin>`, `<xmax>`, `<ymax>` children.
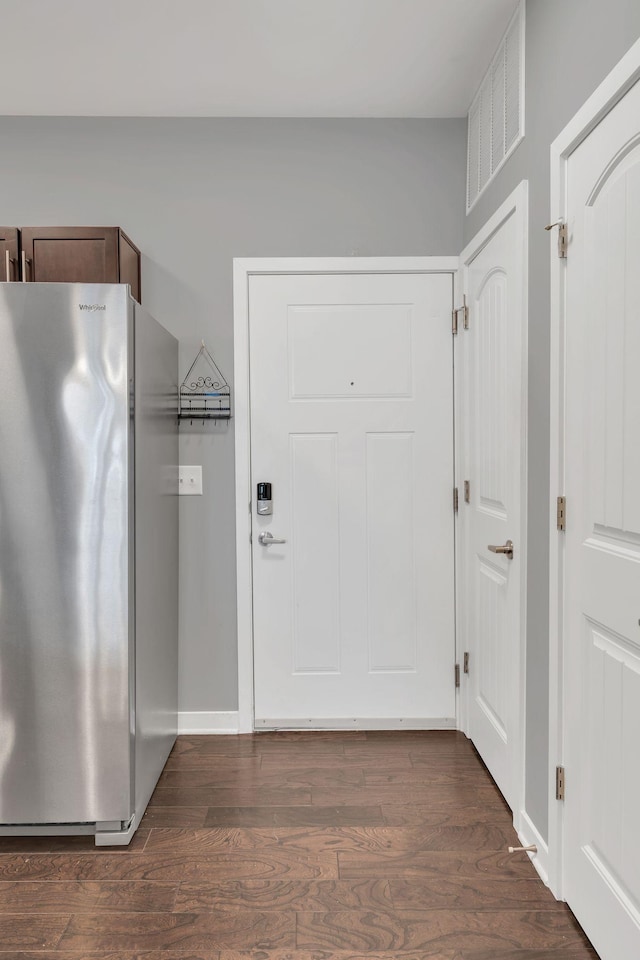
<box><xmin>254</xmin><ymin>717</ymin><xmax>457</xmax><ymax>731</ymax></box>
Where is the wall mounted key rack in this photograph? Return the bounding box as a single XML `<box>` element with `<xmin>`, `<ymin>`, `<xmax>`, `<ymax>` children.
<box><xmin>178</xmin><ymin>341</ymin><xmax>231</xmax><ymax>423</ymax></box>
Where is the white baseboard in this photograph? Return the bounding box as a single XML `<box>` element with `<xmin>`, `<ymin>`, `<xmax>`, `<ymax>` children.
<box><xmin>517</xmin><ymin>809</ymin><xmax>551</xmax><ymax>889</ymax></box>
<box><xmin>178</xmin><ymin>711</ymin><xmax>240</xmax><ymax>735</ymax></box>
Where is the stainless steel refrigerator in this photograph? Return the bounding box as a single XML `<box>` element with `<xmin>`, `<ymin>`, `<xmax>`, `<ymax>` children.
<box><xmin>0</xmin><ymin>283</ymin><xmax>178</xmax><ymax>845</ymax></box>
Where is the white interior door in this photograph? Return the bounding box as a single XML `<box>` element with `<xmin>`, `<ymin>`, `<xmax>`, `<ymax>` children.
<box><xmin>562</xmin><ymin>77</ymin><xmax>640</xmax><ymax>959</ymax></box>
<box><xmin>460</xmin><ymin>196</ymin><xmax>526</xmax><ymax>812</ymax></box>
<box><xmin>249</xmin><ymin>272</ymin><xmax>455</xmax><ymax>727</ymax></box>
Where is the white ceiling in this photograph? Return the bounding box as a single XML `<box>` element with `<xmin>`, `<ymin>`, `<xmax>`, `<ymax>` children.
<box><xmin>0</xmin><ymin>0</ymin><xmax>520</xmax><ymax>118</ymax></box>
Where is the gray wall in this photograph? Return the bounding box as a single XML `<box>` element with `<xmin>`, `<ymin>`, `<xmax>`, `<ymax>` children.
<box><xmin>0</xmin><ymin>117</ymin><xmax>466</xmax><ymax>716</ymax></box>
<box><xmin>465</xmin><ymin>0</ymin><xmax>640</xmax><ymax>840</ymax></box>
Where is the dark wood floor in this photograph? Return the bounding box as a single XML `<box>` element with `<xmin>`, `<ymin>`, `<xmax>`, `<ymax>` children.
<box><xmin>0</xmin><ymin>730</ymin><xmax>598</xmax><ymax>959</ymax></box>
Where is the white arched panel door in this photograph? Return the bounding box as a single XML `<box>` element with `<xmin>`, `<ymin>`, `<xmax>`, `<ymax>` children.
<box><xmin>459</xmin><ymin>187</ymin><xmax>527</xmax><ymax>815</ymax></box>
<box><xmin>561</xmin><ymin>76</ymin><xmax>640</xmax><ymax>960</ymax></box>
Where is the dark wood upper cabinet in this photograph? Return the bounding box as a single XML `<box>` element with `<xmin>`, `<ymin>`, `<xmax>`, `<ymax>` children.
<box><xmin>0</xmin><ymin>227</ymin><xmax>19</xmax><ymax>281</ymax></box>
<box><xmin>20</xmin><ymin>226</ymin><xmax>141</xmax><ymax>302</ymax></box>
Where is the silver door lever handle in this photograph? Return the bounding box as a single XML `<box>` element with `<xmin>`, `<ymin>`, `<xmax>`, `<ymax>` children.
<box><xmin>488</xmin><ymin>540</ymin><xmax>514</xmax><ymax>559</ymax></box>
<box><xmin>258</xmin><ymin>531</ymin><xmax>287</xmax><ymax>545</ymax></box>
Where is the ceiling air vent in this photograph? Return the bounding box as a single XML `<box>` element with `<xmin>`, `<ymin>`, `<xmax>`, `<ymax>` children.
<box><xmin>467</xmin><ymin>2</ymin><xmax>525</xmax><ymax>213</ymax></box>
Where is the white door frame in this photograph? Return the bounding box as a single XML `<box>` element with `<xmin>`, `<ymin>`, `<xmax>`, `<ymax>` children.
<box><xmin>456</xmin><ymin>180</ymin><xmax>529</xmax><ymax>839</ymax></box>
<box><xmin>233</xmin><ymin>256</ymin><xmax>459</xmax><ymax>733</ymax></box>
<box><xmin>549</xmin><ymin>37</ymin><xmax>640</xmax><ymax>898</ymax></box>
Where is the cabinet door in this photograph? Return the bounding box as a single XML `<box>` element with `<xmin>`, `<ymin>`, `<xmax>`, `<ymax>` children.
<box><xmin>20</xmin><ymin>227</ymin><xmax>120</xmax><ymax>286</ymax></box>
<box><xmin>119</xmin><ymin>230</ymin><xmax>141</xmax><ymax>303</ymax></box>
<box><xmin>0</xmin><ymin>227</ymin><xmax>19</xmax><ymax>281</ymax></box>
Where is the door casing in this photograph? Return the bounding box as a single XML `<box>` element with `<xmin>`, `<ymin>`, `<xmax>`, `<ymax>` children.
<box><xmin>233</xmin><ymin>257</ymin><xmax>459</xmax><ymax>733</ymax></box>
<box><xmin>549</xmin><ymin>36</ymin><xmax>640</xmax><ymax>899</ymax></box>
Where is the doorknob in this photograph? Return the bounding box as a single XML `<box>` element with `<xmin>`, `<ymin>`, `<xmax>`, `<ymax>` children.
<box><xmin>488</xmin><ymin>540</ymin><xmax>514</xmax><ymax>559</ymax></box>
<box><xmin>258</xmin><ymin>531</ymin><xmax>287</xmax><ymax>545</ymax></box>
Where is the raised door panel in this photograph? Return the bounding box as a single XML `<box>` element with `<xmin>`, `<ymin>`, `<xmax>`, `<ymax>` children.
<box><xmin>288</xmin><ymin>303</ymin><xmax>412</xmax><ymax>399</ymax></box>
<box><xmin>476</xmin><ymin>558</ymin><xmax>508</xmax><ymax>741</ymax></box>
<box><xmin>585</xmin><ymin>155</ymin><xmax>640</xmax><ymax>540</ymax></box>
<box><xmin>0</xmin><ymin>227</ymin><xmax>19</xmax><ymax>281</ymax></box>
<box><xmin>585</xmin><ymin>620</ymin><xmax>640</xmax><ymax>900</ymax></box>
<box><xmin>476</xmin><ymin>270</ymin><xmax>508</xmax><ymax>519</ymax></box>
<box><xmin>290</xmin><ymin>432</ymin><xmax>341</xmax><ymax>675</ymax></box>
<box><xmin>366</xmin><ymin>432</ymin><xmax>417</xmax><ymax>673</ymax></box>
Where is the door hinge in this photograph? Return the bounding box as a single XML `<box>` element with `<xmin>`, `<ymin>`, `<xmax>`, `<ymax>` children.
<box><xmin>453</xmin><ymin>486</ymin><xmax>459</xmax><ymax>513</ymax></box>
<box><xmin>558</xmin><ymin>222</ymin><xmax>568</xmax><ymax>258</ymax></box>
<box><xmin>545</xmin><ymin>220</ymin><xmax>568</xmax><ymax>259</ymax></box>
<box><xmin>455</xmin><ymin>663</ymin><xmax>461</xmax><ymax>688</ymax></box>
<box><xmin>452</xmin><ymin>295</ymin><xmax>469</xmax><ymax>335</ymax></box>
<box><xmin>464</xmin><ymin>480</ymin><xmax>471</xmax><ymax>504</ymax></box>
<box><xmin>463</xmin><ymin>651</ymin><xmax>470</xmax><ymax>674</ymax></box>
<box><xmin>557</xmin><ymin>496</ymin><xmax>566</xmax><ymax>531</ymax></box>
<box><xmin>556</xmin><ymin>765</ymin><xmax>565</xmax><ymax>801</ymax></box>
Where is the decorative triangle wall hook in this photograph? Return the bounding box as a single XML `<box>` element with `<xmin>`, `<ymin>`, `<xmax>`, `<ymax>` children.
<box><xmin>179</xmin><ymin>341</ymin><xmax>231</xmax><ymax>421</ymax></box>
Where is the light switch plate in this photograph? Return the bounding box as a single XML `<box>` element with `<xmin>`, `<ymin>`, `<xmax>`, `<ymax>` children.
<box><xmin>178</xmin><ymin>465</ymin><xmax>203</xmax><ymax>495</ymax></box>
